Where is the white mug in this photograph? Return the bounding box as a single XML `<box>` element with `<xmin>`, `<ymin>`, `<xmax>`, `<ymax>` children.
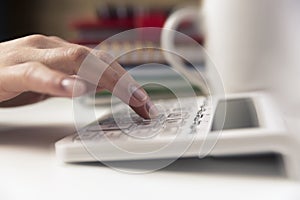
<box><xmin>161</xmin><ymin>0</ymin><xmax>283</xmax><ymax>94</ymax></box>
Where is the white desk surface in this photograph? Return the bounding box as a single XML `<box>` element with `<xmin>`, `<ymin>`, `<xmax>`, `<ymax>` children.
<box><xmin>0</xmin><ymin>98</ymin><xmax>300</xmax><ymax>200</ymax></box>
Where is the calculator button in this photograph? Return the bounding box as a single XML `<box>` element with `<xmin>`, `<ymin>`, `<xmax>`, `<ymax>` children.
<box><xmin>136</xmin><ymin>121</ymin><xmax>161</xmax><ymax>131</ymax></box>
<box><xmin>167</xmin><ymin>112</ymin><xmax>189</xmax><ymax>119</ymax></box>
<box><xmin>127</xmin><ymin>121</ymin><xmax>162</xmax><ymax>139</ymax></box>
<box><xmin>87</xmin><ymin>123</ymin><xmax>131</xmax><ymax>131</ymax></box>
<box><xmin>102</xmin><ymin>130</ymin><xmax>123</xmax><ymax>140</ymax></box>
<box><xmin>99</xmin><ymin>116</ymin><xmax>142</xmax><ymax>125</ymax></box>
<box><xmin>172</xmin><ymin>107</ymin><xmax>191</xmax><ymax>112</ymax></box>
<box><xmin>153</xmin><ymin>114</ymin><xmax>167</xmax><ymax>124</ymax></box>
<box><xmin>98</xmin><ymin>117</ymin><xmax>116</xmax><ymax>125</ymax></box>
<box><xmin>165</xmin><ymin>118</ymin><xmax>184</xmax><ymax>126</ymax></box>
<box><xmin>74</xmin><ymin>130</ymin><xmax>126</xmax><ymax>142</ymax></box>
<box><xmin>127</xmin><ymin>128</ymin><xmax>161</xmax><ymax>139</ymax></box>
<box><xmin>73</xmin><ymin>131</ymin><xmax>101</xmax><ymax>142</ymax></box>
<box><xmin>115</xmin><ymin>117</ymin><xmax>143</xmax><ymax>124</ymax></box>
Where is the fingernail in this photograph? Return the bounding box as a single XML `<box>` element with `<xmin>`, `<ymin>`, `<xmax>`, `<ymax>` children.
<box><xmin>130</xmin><ymin>85</ymin><xmax>148</xmax><ymax>102</ymax></box>
<box><xmin>146</xmin><ymin>100</ymin><xmax>159</xmax><ymax>118</ymax></box>
<box><xmin>61</xmin><ymin>78</ymin><xmax>87</xmax><ymax>96</ymax></box>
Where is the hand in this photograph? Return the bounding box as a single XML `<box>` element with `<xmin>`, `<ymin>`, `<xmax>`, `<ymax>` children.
<box><xmin>0</xmin><ymin>35</ymin><xmax>158</xmax><ymax>118</ymax></box>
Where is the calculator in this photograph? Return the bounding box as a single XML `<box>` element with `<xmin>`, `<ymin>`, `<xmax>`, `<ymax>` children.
<box><xmin>56</xmin><ymin>92</ymin><xmax>293</xmax><ymax>169</ymax></box>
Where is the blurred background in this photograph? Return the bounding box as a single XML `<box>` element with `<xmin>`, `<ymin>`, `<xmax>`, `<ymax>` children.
<box><xmin>0</xmin><ymin>0</ymin><xmax>199</xmax><ymax>41</ymax></box>
<box><xmin>0</xmin><ymin>0</ymin><xmax>206</xmax><ymax>103</ymax></box>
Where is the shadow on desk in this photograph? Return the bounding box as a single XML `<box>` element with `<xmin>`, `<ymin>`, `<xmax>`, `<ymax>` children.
<box><xmin>0</xmin><ymin>125</ymin><xmax>75</xmax><ymax>149</ymax></box>
<box><xmin>0</xmin><ymin>126</ymin><xmax>286</xmax><ymax>179</ymax></box>
<box><xmin>71</xmin><ymin>155</ymin><xmax>286</xmax><ymax>180</ymax></box>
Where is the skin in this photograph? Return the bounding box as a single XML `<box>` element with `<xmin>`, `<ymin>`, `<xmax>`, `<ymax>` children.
<box><xmin>0</xmin><ymin>35</ymin><xmax>158</xmax><ymax>118</ymax></box>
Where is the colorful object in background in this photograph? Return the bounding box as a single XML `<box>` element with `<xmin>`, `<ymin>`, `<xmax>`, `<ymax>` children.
<box><xmin>70</xmin><ymin>4</ymin><xmax>203</xmax><ymax>48</ymax></box>
<box><xmin>69</xmin><ymin>4</ymin><xmax>204</xmax><ymax>105</ymax></box>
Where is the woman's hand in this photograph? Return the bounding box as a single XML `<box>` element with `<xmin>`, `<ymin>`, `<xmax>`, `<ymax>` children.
<box><xmin>0</xmin><ymin>35</ymin><xmax>158</xmax><ymax>118</ymax></box>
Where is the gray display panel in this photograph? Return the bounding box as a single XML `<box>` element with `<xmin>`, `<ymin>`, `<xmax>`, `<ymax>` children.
<box><xmin>211</xmin><ymin>98</ymin><xmax>259</xmax><ymax>131</ymax></box>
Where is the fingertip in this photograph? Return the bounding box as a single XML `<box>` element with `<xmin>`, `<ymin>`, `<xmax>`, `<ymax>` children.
<box><xmin>146</xmin><ymin>100</ymin><xmax>159</xmax><ymax>118</ymax></box>
<box><xmin>61</xmin><ymin>77</ymin><xmax>87</xmax><ymax>97</ymax></box>
<box><xmin>130</xmin><ymin>99</ymin><xmax>159</xmax><ymax>119</ymax></box>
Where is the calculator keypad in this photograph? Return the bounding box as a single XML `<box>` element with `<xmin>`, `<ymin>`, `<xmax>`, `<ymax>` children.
<box><xmin>73</xmin><ymin>98</ymin><xmax>210</xmax><ymax>143</ymax></box>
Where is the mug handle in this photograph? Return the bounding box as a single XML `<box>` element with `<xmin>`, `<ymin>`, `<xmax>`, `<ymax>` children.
<box><xmin>161</xmin><ymin>7</ymin><xmax>208</xmax><ymax>95</ymax></box>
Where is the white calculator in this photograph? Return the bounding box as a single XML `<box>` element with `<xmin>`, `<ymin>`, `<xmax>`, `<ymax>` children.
<box><xmin>56</xmin><ymin>92</ymin><xmax>295</xmax><ymax>172</ymax></box>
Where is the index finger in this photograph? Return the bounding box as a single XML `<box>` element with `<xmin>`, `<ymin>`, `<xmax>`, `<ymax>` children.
<box><xmin>78</xmin><ymin>50</ymin><xmax>158</xmax><ymax>119</ymax></box>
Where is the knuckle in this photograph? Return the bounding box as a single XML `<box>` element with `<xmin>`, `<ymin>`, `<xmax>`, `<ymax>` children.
<box><xmin>24</xmin><ymin>34</ymin><xmax>47</xmax><ymax>45</ymax></box>
<box><xmin>49</xmin><ymin>36</ymin><xmax>66</xmax><ymax>43</ymax></box>
<box><xmin>21</xmin><ymin>62</ymin><xmax>43</xmax><ymax>82</ymax></box>
<box><xmin>49</xmin><ymin>36</ymin><xmax>62</xmax><ymax>40</ymax></box>
<box><xmin>65</xmin><ymin>46</ymin><xmax>89</xmax><ymax>63</ymax></box>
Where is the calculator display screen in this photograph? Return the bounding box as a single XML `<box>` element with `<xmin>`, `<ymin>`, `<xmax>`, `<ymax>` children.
<box><xmin>211</xmin><ymin>98</ymin><xmax>259</xmax><ymax>131</ymax></box>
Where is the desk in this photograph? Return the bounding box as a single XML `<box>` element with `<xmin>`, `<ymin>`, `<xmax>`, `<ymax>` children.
<box><xmin>0</xmin><ymin>98</ymin><xmax>299</xmax><ymax>200</ymax></box>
